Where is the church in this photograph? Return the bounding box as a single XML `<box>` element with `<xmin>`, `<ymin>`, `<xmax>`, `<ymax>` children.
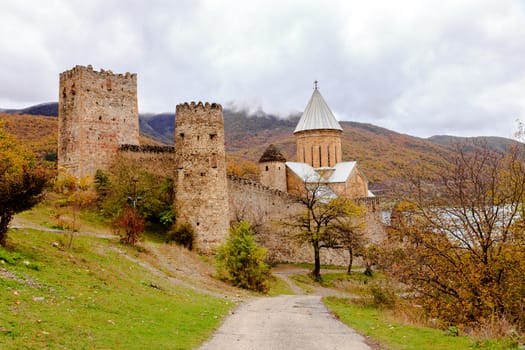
<box><xmin>258</xmin><ymin>83</ymin><xmax>374</xmax><ymax>200</ymax></box>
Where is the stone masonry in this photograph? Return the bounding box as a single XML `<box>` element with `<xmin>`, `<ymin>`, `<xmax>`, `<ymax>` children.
<box><xmin>58</xmin><ymin>65</ymin><xmax>139</xmax><ymax>178</ymax></box>
<box><xmin>174</xmin><ymin>102</ymin><xmax>230</xmax><ymax>253</ymax></box>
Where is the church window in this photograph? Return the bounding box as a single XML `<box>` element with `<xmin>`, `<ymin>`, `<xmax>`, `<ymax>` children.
<box><xmin>328</xmin><ymin>147</ymin><xmax>331</xmax><ymax>166</ymax></box>
<box><xmin>319</xmin><ymin>146</ymin><xmax>322</xmax><ymax>167</ymax></box>
<box><xmin>265</xmin><ymin>166</ymin><xmax>269</xmax><ymax>171</ymax></box>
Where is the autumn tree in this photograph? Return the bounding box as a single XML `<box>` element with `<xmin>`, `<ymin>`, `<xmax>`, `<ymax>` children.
<box><xmin>386</xmin><ymin>141</ymin><xmax>525</xmax><ymax>331</ymax></box>
<box><xmin>328</xmin><ymin>199</ymin><xmax>366</xmax><ymax>274</ymax></box>
<box><xmin>0</xmin><ymin>123</ymin><xmax>48</xmax><ymax>246</ymax></box>
<box><xmin>290</xmin><ymin>177</ymin><xmax>366</xmax><ymax>280</ymax></box>
<box><xmin>54</xmin><ymin>169</ymin><xmax>97</xmax><ymax>248</ymax></box>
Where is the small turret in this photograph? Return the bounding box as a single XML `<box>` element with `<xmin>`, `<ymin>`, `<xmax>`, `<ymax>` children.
<box><xmin>258</xmin><ymin>144</ymin><xmax>287</xmax><ymax>192</ymax></box>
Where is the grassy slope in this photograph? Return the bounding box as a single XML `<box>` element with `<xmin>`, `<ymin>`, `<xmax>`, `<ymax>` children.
<box><xmin>0</xmin><ymin>225</ymin><xmax>235</xmax><ymax>349</ymax></box>
<box><xmin>0</xmin><ymin>113</ymin><xmax>57</xmax><ymax>159</ymax></box>
<box><xmin>324</xmin><ymin>297</ymin><xmax>517</xmax><ymax>350</ymax></box>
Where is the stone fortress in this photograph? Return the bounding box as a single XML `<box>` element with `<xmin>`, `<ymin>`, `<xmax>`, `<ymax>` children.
<box><xmin>58</xmin><ymin>65</ymin><xmax>384</xmax><ymax>264</ymax></box>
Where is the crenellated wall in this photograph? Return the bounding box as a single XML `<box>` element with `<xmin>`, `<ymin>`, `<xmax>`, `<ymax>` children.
<box><xmin>56</xmin><ymin>65</ymin><xmax>386</xmax><ymax>264</ymax></box>
<box><xmin>118</xmin><ymin>145</ymin><xmax>175</xmax><ymax>176</ymax></box>
<box><xmin>228</xmin><ymin>175</ymin><xmax>386</xmax><ymax>265</ymax></box>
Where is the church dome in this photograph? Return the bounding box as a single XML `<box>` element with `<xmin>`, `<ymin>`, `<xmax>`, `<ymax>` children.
<box><xmin>294</xmin><ymin>85</ymin><xmax>343</xmax><ymax>133</ymax></box>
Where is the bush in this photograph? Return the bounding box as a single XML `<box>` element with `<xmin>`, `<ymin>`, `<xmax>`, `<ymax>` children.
<box><xmin>215</xmin><ymin>221</ymin><xmax>269</xmax><ymax>293</ymax></box>
<box><xmin>166</xmin><ymin>223</ymin><xmax>194</xmax><ymax>250</ymax></box>
<box><xmin>111</xmin><ymin>207</ymin><xmax>145</xmax><ymax>245</ymax></box>
<box><xmin>369</xmin><ymin>283</ymin><xmax>396</xmax><ymax>309</ymax></box>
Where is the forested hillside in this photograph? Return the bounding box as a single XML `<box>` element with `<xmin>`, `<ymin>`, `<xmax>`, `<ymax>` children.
<box><xmin>2</xmin><ymin>103</ymin><xmax>519</xmax><ymax>195</ymax></box>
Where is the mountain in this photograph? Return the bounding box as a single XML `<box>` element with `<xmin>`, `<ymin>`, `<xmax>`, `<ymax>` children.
<box><xmin>428</xmin><ymin>135</ymin><xmax>520</xmax><ymax>153</ymax></box>
<box><xmin>3</xmin><ymin>102</ymin><xmax>58</xmax><ymax>117</ymax></box>
<box><xmin>2</xmin><ymin>102</ymin><xmax>519</xmax><ymax>197</ymax></box>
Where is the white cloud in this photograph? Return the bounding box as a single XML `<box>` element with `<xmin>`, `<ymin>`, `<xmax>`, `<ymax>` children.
<box><xmin>0</xmin><ymin>0</ymin><xmax>524</xmax><ymax>137</ymax></box>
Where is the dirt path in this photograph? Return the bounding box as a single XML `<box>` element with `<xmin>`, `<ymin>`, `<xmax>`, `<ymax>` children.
<box><xmin>273</xmin><ymin>264</ymin><xmax>358</xmax><ymax>298</ymax></box>
<box><xmin>199</xmin><ymin>295</ymin><xmax>371</xmax><ymax>350</ymax></box>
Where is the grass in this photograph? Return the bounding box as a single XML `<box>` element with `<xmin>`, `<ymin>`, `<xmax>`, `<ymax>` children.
<box><xmin>267</xmin><ymin>275</ymin><xmax>295</xmax><ymax>296</ymax></box>
<box><xmin>294</xmin><ymin>262</ymin><xmax>346</xmax><ymax>270</ymax></box>
<box><xmin>324</xmin><ymin>297</ymin><xmax>520</xmax><ymax>350</ymax></box>
<box><xmin>289</xmin><ymin>274</ymin><xmax>315</xmax><ymax>294</ymax></box>
<box><xmin>0</xmin><ymin>228</ymin><xmax>234</xmax><ymax>349</ymax></box>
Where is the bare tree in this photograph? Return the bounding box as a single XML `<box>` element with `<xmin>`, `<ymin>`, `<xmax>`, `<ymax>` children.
<box><xmin>386</xmin><ymin>140</ymin><xmax>525</xmax><ymax>329</ymax></box>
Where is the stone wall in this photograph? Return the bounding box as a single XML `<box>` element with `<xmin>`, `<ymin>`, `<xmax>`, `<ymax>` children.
<box><xmin>174</xmin><ymin>102</ymin><xmax>230</xmax><ymax>253</ymax></box>
<box><xmin>259</xmin><ymin>161</ymin><xmax>288</xmax><ymax>192</ymax></box>
<box><xmin>118</xmin><ymin>145</ymin><xmax>175</xmax><ymax>177</ymax></box>
<box><xmin>58</xmin><ymin>65</ymin><xmax>139</xmax><ymax>178</ymax></box>
<box><xmin>228</xmin><ymin>175</ymin><xmax>386</xmax><ymax>265</ymax></box>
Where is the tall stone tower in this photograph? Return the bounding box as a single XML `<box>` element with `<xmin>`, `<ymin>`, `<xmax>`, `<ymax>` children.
<box><xmin>294</xmin><ymin>84</ymin><xmax>343</xmax><ymax>168</ymax></box>
<box><xmin>58</xmin><ymin>65</ymin><xmax>139</xmax><ymax>178</ymax></box>
<box><xmin>258</xmin><ymin>144</ymin><xmax>287</xmax><ymax>192</ymax></box>
<box><xmin>174</xmin><ymin>102</ymin><xmax>230</xmax><ymax>253</ymax></box>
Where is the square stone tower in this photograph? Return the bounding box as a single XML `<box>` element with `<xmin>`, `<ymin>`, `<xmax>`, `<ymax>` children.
<box><xmin>174</xmin><ymin>102</ymin><xmax>230</xmax><ymax>253</ymax></box>
<box><xmin>58</xmin><ymin>65</ymin><xmax>139</xmax><ymax>178</ymax></box>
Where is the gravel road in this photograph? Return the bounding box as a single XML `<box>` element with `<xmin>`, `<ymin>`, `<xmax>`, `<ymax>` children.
<box><xmin>198</xmin><ymin>295</ymin><xmax>371</xmax><ymax>350</ymax></box>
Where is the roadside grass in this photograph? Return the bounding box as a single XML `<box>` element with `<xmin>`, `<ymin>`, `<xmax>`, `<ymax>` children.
<box><xmin>318</xmin><ymin>272</ymin><xmax>384</xmax><ymax>295</ymax></box>
<box><xmin>0</xmin><ymin>228</ymin><xmax>234</xmax><ymax>349</ymax></box>
<box><xmin>267</xmin><ymin>275</ymin><xmax>295</xmax><ymax>296</ymax></box>
<box><xmin>289</xmin><ymin>274</ymin><xmax>315</xmax><ymax>294</ymax></box>
<box><xmin>294</xmin><ymin>262</ymin><xmax>347</xmax><ymax>270</ymax></box>
<box><xmin>324</xmin><ymin>297</ymin><xmax>520</xmax><ymax>350</ymax></box>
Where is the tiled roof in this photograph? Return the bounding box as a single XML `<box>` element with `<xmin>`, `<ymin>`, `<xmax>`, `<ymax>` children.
<box><xmin>259</xmin><ymin>144</ymin><xmax>287</xmax><ymax>163</ymax></box>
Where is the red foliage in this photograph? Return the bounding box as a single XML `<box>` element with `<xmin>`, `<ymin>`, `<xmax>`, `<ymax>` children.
<box><xmin>112</xmin><ymin>207</ymin><xmax>145</xmax><ymax>245</ymax></box>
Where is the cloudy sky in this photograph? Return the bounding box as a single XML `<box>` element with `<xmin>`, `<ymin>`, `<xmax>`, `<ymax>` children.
<box><xmin>1</xmin><ymin>0</ymin><xmax>524</xmax><ymax>138</ymax></box>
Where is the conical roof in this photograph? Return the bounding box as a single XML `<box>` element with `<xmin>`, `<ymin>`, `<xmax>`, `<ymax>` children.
<box><xmin>294</xmin><ymin>87</ymin><xmax>343</xmax><ymax>133</ymax></box>
<box><xmin>259</xmin><ymin>144</ymin><xmax>287</xmax><ymax>163</ymax></box>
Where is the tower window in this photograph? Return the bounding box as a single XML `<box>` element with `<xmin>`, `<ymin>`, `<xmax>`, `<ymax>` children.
<box><xmin>210</xmin><ymin>133</ymin><xmax>217</xmax><ymax>140</ymax></box>
<box><xmin>265</xmin><ymin>166</ymin><xmax>269</xmax><ymax>171</ymax></box>
<box><xmin>179</xmin><ymin>133</ymin><xmax>185</xmax><ymax>139</ymax></box>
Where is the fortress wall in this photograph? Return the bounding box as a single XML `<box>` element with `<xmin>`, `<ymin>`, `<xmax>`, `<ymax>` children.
<box><xmin>228</xmin><ymin>176</ymin><xmax>386</xmax><ymax>265</ymax></box>
<box><xmin>117</xmin><ymin>145</ymin><xmax>175</xmax><ymax>177</ymax></box>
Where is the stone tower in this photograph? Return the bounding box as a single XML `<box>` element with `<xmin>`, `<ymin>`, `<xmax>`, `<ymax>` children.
<box><xmin>58</xmin><ymin>65</ymin><xmax>139</xmax><ymax>178</ymax></box>
<box><xmin>294</xmin><ymin>85</ymin><xmax>343</xmax><ymax>168</ymax></box>
<box><xmin>258</xmin><ymin>144</ymin><xmax>287</xmax><ymax>192</ymax></box>
<box><xmin>174</xmin><ymin>102</ymin><xmax>230</xmax><ymax>253</ymax></box>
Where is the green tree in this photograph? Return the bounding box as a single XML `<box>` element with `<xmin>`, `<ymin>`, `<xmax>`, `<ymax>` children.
<box><xmin>97</xmin><ymin>156</ymin><xmax>175</xmax><ymax>228</ymax></box>
<box><xmin>0</xmin><ymin>123</ymin><xmax>48</xmax><ymax>246</ymax></box>
<box><xmin>215</xmin><ymin>221</ymin><xmax>269</xmax><ymax>292</ymax></box>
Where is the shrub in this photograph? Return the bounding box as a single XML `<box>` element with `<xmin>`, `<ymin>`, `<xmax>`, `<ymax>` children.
<box><xmin>215</xmin><ymin>221</ymin><xmax>269</xmax><ymax>293</ymax></box>
<box><xmin>111</xmin><ymin>207</ymin><xmax>145</xmax><ymax>245</ymax></box>
<box><xmin>166</xmin><ymin>223</ymin><xmax>194</xmax><ymax>250</ymax></box>
<box><xmin>369</xmin><ymin>283</ymin><xmax>396</xmax><ymax>309</ymax></box>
